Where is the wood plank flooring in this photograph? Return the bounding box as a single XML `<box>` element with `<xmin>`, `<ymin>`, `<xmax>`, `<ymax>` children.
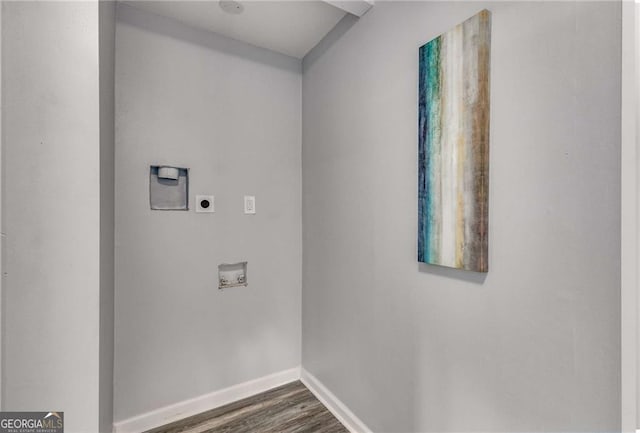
<box><xmin>144</xmin><ymin>381</ymin><xmax>348</xmax><ymax>433</ymax></box>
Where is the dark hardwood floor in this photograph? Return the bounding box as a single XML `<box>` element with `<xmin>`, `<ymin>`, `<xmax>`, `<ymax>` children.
<box><xmin>144</xmin><ymin>381</ymin><xmax>348</xmax><ymax>433</ymax></box>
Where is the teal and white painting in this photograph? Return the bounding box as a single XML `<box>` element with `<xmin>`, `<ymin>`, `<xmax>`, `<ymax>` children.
<box><xmin>418</xmin><ymin>10</ymin><xmax>491</xmax><ymax>272</ymax></box>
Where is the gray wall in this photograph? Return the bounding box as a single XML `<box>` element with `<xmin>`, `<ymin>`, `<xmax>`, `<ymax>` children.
<box><xmin>114</xmin><ymin>4</ymin><xmax>302</xmax><ymax>422</ymax></box>
<box><xmin>99</xmin><ymin>1</ymin><xmax>116</xmax><ymax>432</ymax></box>
<box><xmin>2</xmin><ymin>2</ymin><xmax>104</xmax><ymax>431</ymax></box>
<box><xmin>302</xmin><ymin>3</ymin><xmax>622</xmax><ymax>432</ymax></box>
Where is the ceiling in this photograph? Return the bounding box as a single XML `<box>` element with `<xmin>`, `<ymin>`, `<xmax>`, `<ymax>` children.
<box><xmin>122</xmin><ymin>1</ymin><xmax>348</xmax><ymax>59</ymax></box>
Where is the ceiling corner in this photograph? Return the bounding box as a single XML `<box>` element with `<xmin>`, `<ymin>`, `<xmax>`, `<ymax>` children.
<box><xmin>322</xmin><ymin>0</ymin><xmax>374</xmax><ymax>18</ymax></box>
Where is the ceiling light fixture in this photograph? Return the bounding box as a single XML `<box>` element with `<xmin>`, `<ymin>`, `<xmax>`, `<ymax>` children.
<box><xmin>219</xmin><ymin>0</ymin><xmax>244</xmax><ymax>15</ymax></box>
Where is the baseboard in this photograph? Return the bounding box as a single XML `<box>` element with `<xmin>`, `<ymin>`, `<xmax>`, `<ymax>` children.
<box><xmin>113</xmin><ymin>367</ymin><xmax>301</xmax><ymax>433</ymax></box>
<box><xmin>300</xmin><ymin>368</ymin><xmax>372</xmax><ymax>433</ymax></box>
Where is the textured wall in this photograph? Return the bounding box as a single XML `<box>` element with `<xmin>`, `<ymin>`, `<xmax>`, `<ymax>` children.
<box><xmin>302</xmin><ymin>2</ymin><xmax>621</xmax><ymax>432</ymax></box>
<box><xmin>114</xmin><ymin>4</ymin><xmax>302</xmax><ymax>422</ymax></box>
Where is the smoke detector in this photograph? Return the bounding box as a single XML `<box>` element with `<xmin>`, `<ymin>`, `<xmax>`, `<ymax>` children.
<box><xmin>219</xmin><ymin>0</ymin><xmax>244</xmax><ymax>15</ymax></box>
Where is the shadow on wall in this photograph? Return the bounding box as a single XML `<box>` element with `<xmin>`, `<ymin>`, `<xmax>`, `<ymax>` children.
<box><xmin>418</xmin><ymin>262</ymin><xmax>488</xmax><ymax>284</ymax></box>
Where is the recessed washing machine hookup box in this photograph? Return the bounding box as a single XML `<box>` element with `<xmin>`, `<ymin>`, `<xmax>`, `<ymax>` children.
<box><xmin>218</xmin><ymin>262</ymin><xmax>248</xmax><ymax>289</ymax></box>
<box><xmin>149</xmin><ymin>165</ymin><xmax>189</xmax><ymax>210</ymax></box>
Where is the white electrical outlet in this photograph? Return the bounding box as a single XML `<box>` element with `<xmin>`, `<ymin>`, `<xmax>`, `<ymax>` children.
<box><xmin>244</xmin><ymin>196</ymin><xmax>256</xmax><ymax>214</ymax></box>
<box><xmin>196</xmin><ymin>195</ymin><xmax>215</xmax><ymax>213</ymax></box>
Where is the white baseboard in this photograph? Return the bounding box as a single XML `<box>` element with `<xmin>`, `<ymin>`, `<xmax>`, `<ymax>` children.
<box><xmin>113</xmin><ymin>367</ymin><xmax>301</xmax><ymax>433</ymax></box>
<box><xmin>300</xmin><ymin>368</ymin><xmax>372</xmax><ymax>433</ymax></box>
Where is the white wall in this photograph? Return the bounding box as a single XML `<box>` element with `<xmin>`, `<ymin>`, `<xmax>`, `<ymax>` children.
<box><xmin>0</xmin><ymin>0</ymin><xmax>4</xmax><ymax>410</ymax></box>
<box><xmin>302</xmin><ymin>2</ymin><xmax>622</xmax><ymax>432</ymax></box>
<box><xmin>622</xmin><ymin>3</ymin><xmax>638</xmax><ymax>431</ymax></box>
<box><xmin>635</xmin><ymin>5</ymin><xmax>640</xmax><ymax>429</ymax></box>
<box><xmin>2</xmin><ymin>2</ymin><xmax>105</xmax><ymax>432</ymax></box>
<box><xmin>114</xmin><ymin>4</ymin><xmax>302</xmax><ymax>422</ymax></box>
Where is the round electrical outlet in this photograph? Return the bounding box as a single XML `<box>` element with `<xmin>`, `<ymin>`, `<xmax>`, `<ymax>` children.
<box><xmin>196</xmin><ymin>195</ymin><xmax>215</xmax><ymax>213</ymax></box>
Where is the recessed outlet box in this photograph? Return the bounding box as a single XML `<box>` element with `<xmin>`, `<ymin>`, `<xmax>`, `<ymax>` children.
<box><xmin>196</xmin><ymin>195</ymin><xmax>215</xmax><ymax>213</ymax></box>
<box><xmin>218</xmin><ymin>262</ymin><xmax>247</xmax><ymax>289</ymax></box>
<box><xmin>244</xmin><ymin>196</ymin><xmax>256</xmax><ymax>214</ymax></box>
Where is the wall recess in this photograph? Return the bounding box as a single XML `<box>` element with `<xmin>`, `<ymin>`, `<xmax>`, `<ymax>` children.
<box><xmin>149</xmin><ymin>165</ymin><xmax>189</xmax><ymax>210</ymax></box>
<box><xmin>218</xmin><ymin>262</ymin><xmax>248</xmax><ymax>289</ymax></box>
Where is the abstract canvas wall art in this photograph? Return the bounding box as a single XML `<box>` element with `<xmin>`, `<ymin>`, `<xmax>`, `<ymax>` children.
<box><xmin>418</xmin><ymin>10</ymin><xmax>491</xmax><ymax>272</ymax></box>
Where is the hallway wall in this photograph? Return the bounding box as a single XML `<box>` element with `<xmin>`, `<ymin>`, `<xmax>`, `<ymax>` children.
<box><xmin>114</xmin><ymin>4</ymin><xmax>302</xmax><ymax>422</ymax></box>
<box><xmin>99</xmin><ymin>1</ymin><xmax>116</xmax><ymax>432</ymax></box>
<box><xmin>302</xmin><ymin>2</ymin><xmax>622</xmax><ymax>432</ymax></box>
<box><xmin>2</xmin><ymin>2</ymin><xmax>106</xmax><ymax>431</ymax></box>
<box><xmin>0</xmin><ymin>0</ymin><xmax>4</xmax><ymax>411</ymax></box>
<box><xmin>621</xmin><ymin>3</ymin><xmax>638</xmax><ymax>430</ymax></box>
<box><xmin>636</xmin><ymin>6</ymin><xmax>640</xmax><ymax>429</ymax></box>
